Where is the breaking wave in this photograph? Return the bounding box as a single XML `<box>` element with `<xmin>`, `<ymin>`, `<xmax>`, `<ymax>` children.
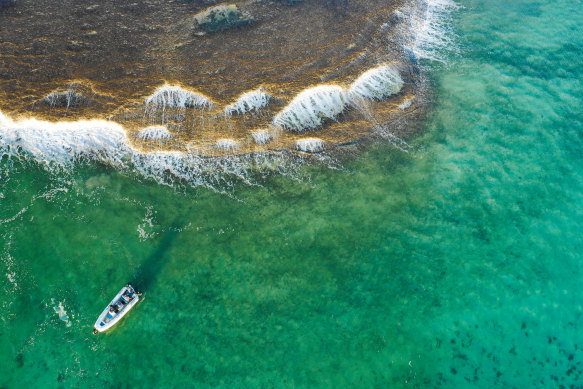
<box><xmin>145</xmin><ymin>84</ymin><xmax>213</xmax><ymax>111</ymax></box>
<box><xmin>296</xmin><ymin>138</ymin><xmax>325</xmax><ymax>153</ymax></box>
<box><xmin>215</xmin><ymin>139</ymin><xmax>239</xmax><ymax>151</ymax></box>
<box><xmin>404</xmin><ymin>0</ymin><xmax>459</xmax><ymax>63</ymax></box>
<box><xmin>0</xmin><ymin>111</ymin><xmax>327</xmax><ymax>193</ymax></box>
<box><xmin>251</xmin><ymin>129</ymin><xmax>272</xmax><ymax>145</ymax></box>
<box><xmin>137</xmin><ymin>126</ymin><xmax>173</xmax><ymax>141</ymax></box>
<box><xmin>273</xmin><ymin>65</ymin><xmax>403</xmax><ymax>132</ymax></box>
<box><xmin>0</xmin><ymin>113</ymin><xmax>130</xmax><ymax>167</ymax></box>
<box><xmin>273</xmin><ymin>85</ymin><xmax>347</xmax><ymax>132</ymax></box>
<box><xmin>348</xmin><ymin>65</ymin><xmax>403</xmax><ymax>102</ymax></box>
<box><xmin>224</xmin><ymin>88</ymin><xmax>271</xmax><ymax>116</ymax></box>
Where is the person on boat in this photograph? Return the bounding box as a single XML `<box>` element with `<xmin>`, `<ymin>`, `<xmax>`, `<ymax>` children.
<box><xmin>110</xmin><ymin>304</ymin><xmax>119</xmax><ymax>313</ymax></box>
<box><xmin>122</xmin><ymin>289</ymin><xmax>134</xmax><ymax>300</ymax></box>
<box><xmin>126</xmin><ymin>282</ymin><xmax>143</xmax><ymax>297</ymax></box>
<box><xmin>120</xmin><ymin>291</ymin><xmax>132</xmax><ymax>304</ymax></box>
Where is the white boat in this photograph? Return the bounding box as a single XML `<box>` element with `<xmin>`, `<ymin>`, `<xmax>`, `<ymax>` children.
<box><xmin>93</xmin><ymin>283</ymin><xmax>142</xmax><ymax>334</ymax></box>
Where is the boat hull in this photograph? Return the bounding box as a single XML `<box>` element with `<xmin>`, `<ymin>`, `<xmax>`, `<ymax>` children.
<box><xmin>94</xmin><ymin>286</ymin><xmax>140</xmax><ymax>333</ymax></box>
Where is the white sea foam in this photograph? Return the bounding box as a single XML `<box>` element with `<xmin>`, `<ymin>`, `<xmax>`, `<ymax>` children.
<box><xmin>130</xmin><ymin>150</ymin><xmax>312</xmax><ymax>193</ymax></box>
<box><xmin>137</xmin><ymin>126</ymin><xmax>173</xmax><ymax>141</ymax></box>
<box><xmin>51</xmin><ymin>298</ymin><xmax>72</xmax><ymax>327</ymax></box>
<box><xmin>2</xmin><ymin>247</ymin><xmax>18</xmax><ymax>289</ymax></box>
<box><xmin>215</xmin><ymin>139</ymin><xmax>238</xmax><ymax>150</ymax></box>
<box><xmin>0</xmin><ymin>111</ymin><xmax>6</xmax><ymax>124</ymax></box>
<box><xmin>0</xmin><ymin>207</ymin><xmax>28</xmax><ymax>225</ymax></box>
<box><xmin>399</xmin><ymin>99</ymin><xmax>413</xmax><ymax>110</ymax></box>
<box><xmin>251</xmin><ymin>129</ymin><xmax>272</xmax><ymax>145</ymax></box>
<box><xmin>7</xmin><ymin>272</ymin><xmax>16</xmax><ymax>285</ymax></box>
<box><xmin>224</xmin><ymin>88</ymin><xmax>271</xmax><ymax>116</ymax></box>
<box><xmin>144</xmin><ymin>84</ymin><xmax>213</xmax><ymax>111</ymax></box>
<box><xmin>348</xmin><ymin>65</ymin><xmax>403</xmax><ymax>102</ymax></box>
<box><xmin>405</xmin><ymin>0</ymin><xmax>459</xmax><ymax>63</ymax></box>
<box><xmin>296</xmin><ymin>138</ymin><xmax>324</xmax><ymax>153</ymax></box>
<box><xmin>137</xmin><ymin>206</ymin><xmax>157</xmax><ymax>241</ymax></box>
<box><xmin>273</xmin><ymin>85</ymin><xmax>347</xmax><ymax>131</ymax></box>
<box><xmin>0</xmin><ymin>112</ymin><xmax>324</xmax><ymax>192</ymax></box>
<box><xmin>0</xmin><ymin>115</ymin><xmax>130</xmax><ymax>167</ymax></box>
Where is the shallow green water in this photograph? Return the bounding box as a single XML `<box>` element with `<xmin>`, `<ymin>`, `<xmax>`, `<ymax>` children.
<box><xmin>2</xmin><ymin>0</ymin><xmax>583</xmax><ymax>387</ymax></box>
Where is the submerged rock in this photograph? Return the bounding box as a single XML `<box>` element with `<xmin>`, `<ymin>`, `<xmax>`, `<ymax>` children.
<box><xmin>194</xmin><ymin>4</ymin><xmax>254</xmax><ymax>33</ymax></box>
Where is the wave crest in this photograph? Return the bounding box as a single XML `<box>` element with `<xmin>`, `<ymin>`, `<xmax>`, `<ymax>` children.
<box><xmin>224</xmin><ymin>88</ymin><xmax>271</xmax><ymax>116</ymax></box>
<box><xmin>273</xmin><ymin>85</ymin><xmax>347</xmax><ymax>132</ymax></box>
<box><xmin>405</xmin><ymin>0</ymin><xmax>459</xmax><ymax>63</ymax></box>
<box><xmin>348</xmin><ymin>65</ymin><xmax>403</xmax><ymax>102</ymax></box>
<box><xmin>296</xmin><ymin>138</ymin><xmax>324</xmax><ymax>152</ymax></box>
<box><xmin>0</xmin><ymin>115</ymin><xmax>130</xmax><ymax>167</ymax></box>
<box><xmin>215</xmin><ymin>139</ymin><xmax>239</xmax><ymax>150</ymax></box>
<box><xmin>144</xmin><ymin>84</ymin><xmax>213</xmax><ymax>111</ymax></box>
<box><xmin>251</xmin><ymin>129</ymin><xmax>272</xmax><ymax>145</ymax></box>
<box><xmin>137</xmin><ymin>126</ymin><xmax>173</xmax><ymax>140</ymax></box>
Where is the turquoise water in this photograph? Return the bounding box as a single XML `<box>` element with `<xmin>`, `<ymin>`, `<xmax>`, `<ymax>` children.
<box><xmin>2</xmin><ymin>0</ymin><xmax>583</xmax><ymax>387</ymax></box>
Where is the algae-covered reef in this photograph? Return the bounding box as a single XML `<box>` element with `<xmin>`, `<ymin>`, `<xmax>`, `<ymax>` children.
<box><xmin>0</xmin><ymin>0</ymin><xmax>426</xmax><ymax>156</ymax></box>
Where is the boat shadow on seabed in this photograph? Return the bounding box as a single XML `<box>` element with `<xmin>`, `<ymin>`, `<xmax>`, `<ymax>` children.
<box><xmin>132</xmin><ymin>224</ymin><xmax>181</xmax><ymax>292</ymax></box>
<box><xmin>92</xmin><ymin>223</ymin><xmax>182</xmax><ymax>334</ymax></box>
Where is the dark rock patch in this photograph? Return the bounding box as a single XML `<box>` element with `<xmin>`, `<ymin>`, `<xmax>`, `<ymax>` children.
<box><xmin>194</xmin><ymin>4</ymin><xmax>254</xmax><ymax>33</ymax></box>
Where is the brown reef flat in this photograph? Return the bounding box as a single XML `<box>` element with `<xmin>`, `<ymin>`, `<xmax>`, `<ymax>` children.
<box><xmin>0</xmin><ymin>0</ymin><xmax>426</xmax><ymax>156</ymax></box>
